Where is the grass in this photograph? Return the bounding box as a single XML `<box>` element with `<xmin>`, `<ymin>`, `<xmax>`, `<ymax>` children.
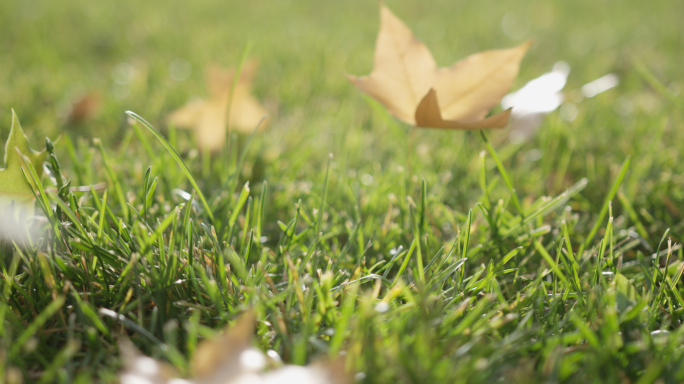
<box><xmin>1</xmin><ymin>0</ymin><xmax>684</xmax><ymax>382</ymax></box>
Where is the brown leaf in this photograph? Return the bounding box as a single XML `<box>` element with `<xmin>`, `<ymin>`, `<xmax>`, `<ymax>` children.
<box><xmin>65</xmin><ymin>93</ymin><xmax>101</xmax><ymax>125</ymax></box>
<box><xmin>415</xmin><ymin>89</ymin><xmax>512</xmax><ymax>129</ymax></box>
<box><xmin>167</xmin><ymin>60</ymin><xmax>268</xmax><ymax>152</ymax></box>
<box><xmin>348</xmin><ymin>4</ymin><xmax>530</xmax><ymax>129</ymax></box>
<box><xmin>119</xmin><ymin>310</ymin><xmax>353</xmax><ymax>384</ymax></box>
<box><xmin>191</xmin><ymin>310</ymin><xmax>256</xmax><ymax>380</ymax></box>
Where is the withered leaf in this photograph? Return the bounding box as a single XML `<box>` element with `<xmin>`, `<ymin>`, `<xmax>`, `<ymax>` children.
<box><xmin>119</xmin><ymin>310</ymin><xmax>352</xmax><ymax>384</ymax></box>
<box><xmin>167</xmin><ymin>60</ymin><xmax>268</xmax><ymax>152</ymax></box>
<box><xmin>348</xmin><ymin>4</ymin><xmax>530</xmax><ymax>130</ymax></box>
<box><xmin>64</xmin><ymin>93</ymin><xmax>101</xmax><ymax>125</ymax></box>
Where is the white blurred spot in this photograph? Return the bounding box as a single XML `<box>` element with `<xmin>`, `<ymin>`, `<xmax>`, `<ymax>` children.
<box><xmin>172</xmin><ymin>188</ymin><xmax>192</xmax><ymax>201</ymax></box>
<box><xmin>266</xmin><ymin>349</ymin><xmax>282</xmax><ymax>364</ymax></box>
<box><xmin>502</xmin><ymin>62</ymin><xmax>569</xmax><ymax>115</ymax></box>
<box><xmin>232</xmin><ymin>373</ymin><xmax>263</xmax><ymax>384</ymax></box>
<box><xmin>0</xmin><ymin>202</ymin><xmax>41</xmax><ymax>245</ymax></box>
<box><xmin>120</xmin><ymin>373</ymin><xmax>153</xmax><ymax>384</ymax></box>
<box><xmin>240</xmin><ymin>348</ymin><xmax>267</xmax><ymax>372</ymax></box>
<box><xmin>134</xmin><ymin>357</ymin><xmax>159</xmax><ymax>376</ymax></box>
<box><xmin>168</xmin><ymin>379</ymin><xmax>192</xmax><ymax>384</ymax></box>
<box><xmin>651</xmin><ymin>330</ymin><xmax>669</xmax><ymax>336</ymax></box>
<box><xmin>581</xmin><ymin>74</ymin><xmax>619</xmax><ymax>98</ymax></box>
<box><xmin>501</xmin><ymin>61</ymin><xmax>569</xmax><ymax>140</ymax></box>
<box><xmin>261</xmin><ymin>365</ymin><xmax>328</xmax><ymax>384</ymax></box>
<box><xmin>169</xmin><ymin>59</ymin><xmax>192</xmax><ymax>82</ymax></box>
<box><xmin>360</xmin><ymin>173</ymin><xmax>373</xmax><ymax>186</ymax></box>
<box><xmin>375</xmin><ymin>302</ymin><xmax>390</xmax><ymax>313</ymax></box>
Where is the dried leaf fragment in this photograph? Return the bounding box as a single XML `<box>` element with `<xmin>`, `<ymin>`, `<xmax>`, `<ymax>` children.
<box><xmin>167</xmin><ymin>61</ymin><xmax>268</xmax><ymax>152</ymax></box>
<box><xmin>119</xmin><ymin>310</ymin><xmax>352</xmax><ymax>384</ymax></box>
<box><xmin>348</xmin><ymin>4</ymin><xmax>530</xmax><ymax>129</ymax></box>
<box><xmin>192</xmin><ymin>311</ymin><xmax>259</xmax><ymax>381</ymax></box>
<box><xmin>64</xmin><ymin>92</ymin><xmax>101</xmax><ymax>125</ymax></box>
<box><xmin>415</xmin><ymin>89</ymin><xmax>512</xmax><ymax>129</ymax></box>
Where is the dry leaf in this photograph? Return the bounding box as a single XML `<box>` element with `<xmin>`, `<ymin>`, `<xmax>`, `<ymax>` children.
<box><xmin>167</xmin><ymin>60</ymin><xmax>268</xmax><ymax>152</ymax></box>
<box><xmin>64</xmin><ymin>92</ymin><xmax>101</xmax><ymax>125</ymax></box>
<box><xmin>348</xmin><ymin>4</ymin><xmax>530</xmax><ymax>129</ymax></box>
<box><xmin>191</xmin><ymin>311</ymin><xmax>260</xmax><ymax>383</ymax></box>
<box><xmin>119</xmin><ymin>311</ymin><xmax>352</xmax><ymax>384</ymax></box>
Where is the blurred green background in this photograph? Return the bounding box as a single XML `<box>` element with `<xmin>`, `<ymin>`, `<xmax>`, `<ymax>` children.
<box><xmin>1</xmin><ymin>0</ymin><xmax>681</xmax><ymax>137</ymax></box>
<box><xmin>1</xmin><ymin>0</ymin><xmax>683</xmax><ymax>235</ymax></box>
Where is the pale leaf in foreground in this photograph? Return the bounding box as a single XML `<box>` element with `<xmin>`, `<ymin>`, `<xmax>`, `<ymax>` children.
<box><xmin>120</xmin><ymin>311</ymin><xmax>351</xmax><ymax>384</ymax></box>
<box><xmin>0</xmin><ymin>110</ymin><xmax>48</xmax><ymax>213</ymax></box>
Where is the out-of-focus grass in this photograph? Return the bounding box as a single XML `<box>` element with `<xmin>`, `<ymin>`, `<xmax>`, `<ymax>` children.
<box><xmin>1</xmin><ymin>0</ymin><xmax>684</xmax><ymax>382</ymax></box>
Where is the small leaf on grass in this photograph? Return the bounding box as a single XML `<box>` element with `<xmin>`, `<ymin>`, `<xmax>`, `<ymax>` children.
<box><xmin>348</xmin><ymin>4</ymin><xmax>529</xmax><ymax>129</ymax></box>
<box><xmin>167</xmin><ymin>61</ymin><xmax>268</xmax><ymax>152</ymax></box>
<box><xmin>0</xmin><ymin>110</ymin><xmax>51</xmax><ymax>242</ymax></box>
<box><xmin>63</xmin><ymin>92</ymin><xmax>101</xmax><ymax>125</ymax></box>
<box><xmin>0</xmin><ymin>110</ymin><xmax>48</xmax><ymax>206</ymax></box>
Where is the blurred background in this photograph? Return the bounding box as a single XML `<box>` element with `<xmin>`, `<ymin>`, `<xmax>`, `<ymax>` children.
<box><xmin>3</xmin><ymin>2</ymin><xmax>684</xmax><ymax>381</ymax></box>
<box><xmin>1</xmin><ymin>0</ymin><xmax>681</xmax><ymax>139</ymax></box>
<box><xmin>0</xmin><ymin>0</ymin><xmax>683</xmax><ymax>230</ymax></box>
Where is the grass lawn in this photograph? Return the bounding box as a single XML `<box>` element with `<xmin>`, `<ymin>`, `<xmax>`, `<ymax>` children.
<box><xmin>1</xmin><ymin>0</ymin><xmax>684</xmax><ymax>382</ymax></box>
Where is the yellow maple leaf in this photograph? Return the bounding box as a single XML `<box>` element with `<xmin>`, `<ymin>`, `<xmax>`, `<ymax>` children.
<box><xmin>348</xmin><ymin>4</ymin><xmax>530</xmax><ymax>130</ymax></box>
<box><xmin>167</xmin><ymin>60</ymin><xmax>268</xmax><ymax>152</ymax></box>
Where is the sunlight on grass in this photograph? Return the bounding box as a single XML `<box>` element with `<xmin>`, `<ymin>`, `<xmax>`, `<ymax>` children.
<box><xmin>0</xmin><ymin>0</ymin><xmax>683</xmax><ymax>382</ymax></box>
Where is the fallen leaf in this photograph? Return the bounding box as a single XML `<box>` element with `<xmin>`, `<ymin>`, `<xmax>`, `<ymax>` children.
<box><xmin>167</xmin><ymin>60</ymin><xmax>268</xmax><ymax>152</ymax></box>
<box><xmin>348</xmin><ymin>4</ymin><xmax>530</xmax><ymax>129</ymax></box>
<box><xmin>120</xmin><ymin>311</ymin><xmax>352</xmax><ymax>384</ymax></box>
<box><xmin>64</xmin><ymin>92</ymin><xmax>101</xmax><ymax>125</ymax></box>
<box><xmin>191</xmin><ymin>310</ymin><xmax>260</xmax><ymax>381</ymax></box>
